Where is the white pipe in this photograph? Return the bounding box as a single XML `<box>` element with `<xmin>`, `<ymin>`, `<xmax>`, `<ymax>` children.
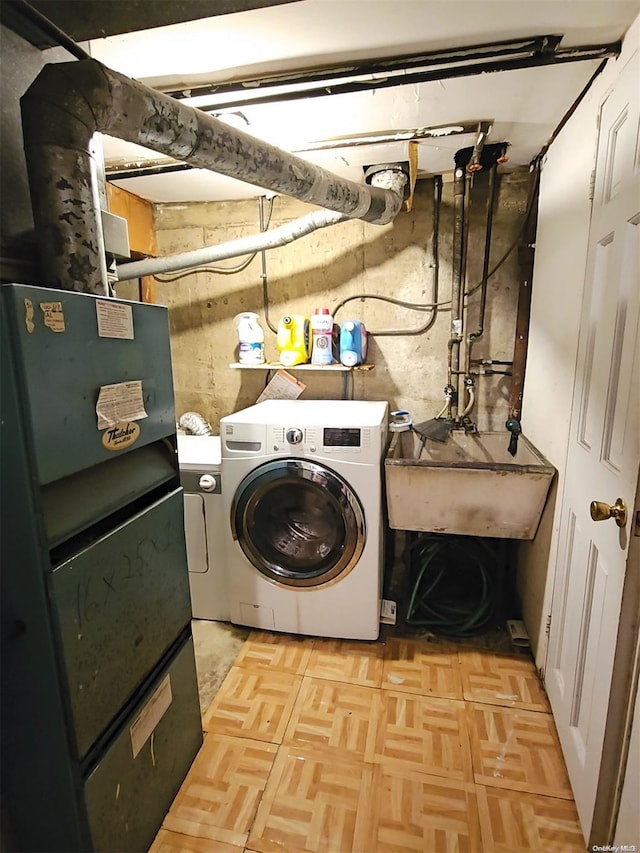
<box><xmin>435</xmin><ymin>400</ymin><xmax>449</xmax><ymax>419</ymax></box>
<box><xmin>117</xmin><ymin>209</ymin><xmax>347</xmax><ymax>282</ymax></box>
<box><xmin>461</xmin><ymin>387</ymin><xmax>476</xmax><ymax>417</ymax></box>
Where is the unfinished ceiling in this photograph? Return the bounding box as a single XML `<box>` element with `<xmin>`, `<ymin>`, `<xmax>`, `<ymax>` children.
<box><xmin>0</xmin><ymin>0</ymin><xmax>297</xmax><ymax>45</ymax></box>
<box><xmin>29</xmin><ymin>0</ymin><xmax>640</xmax><ymax>202</ymax></box>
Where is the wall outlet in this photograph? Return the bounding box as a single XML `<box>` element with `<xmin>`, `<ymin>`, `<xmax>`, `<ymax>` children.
<box><xmin>507</xmin><ymin>619</ymin><xmax>530</xmax><ymax>647</ymax></box>
<box><xmin>380</xmin><ymin>599</ymin><xmax>397</xmax><ymax>625</ymax></box>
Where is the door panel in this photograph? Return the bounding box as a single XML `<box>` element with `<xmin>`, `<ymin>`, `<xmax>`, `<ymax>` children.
<box><xmin>545</xmin><ymin>39</ymin><xmax>640</xmax><ymax>839</ymax></box>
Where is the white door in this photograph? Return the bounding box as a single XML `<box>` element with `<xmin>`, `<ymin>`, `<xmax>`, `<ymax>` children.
<box><xmin>545</xmin><ymin>34</ymin><xmax>640</xmax><ymax>840</ymax></box>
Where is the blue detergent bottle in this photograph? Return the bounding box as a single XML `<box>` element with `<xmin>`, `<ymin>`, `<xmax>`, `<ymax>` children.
<box><xmin>339</xmin><ymin>320</ymin><xmax>368</xmax><ymax>366</ymax></box>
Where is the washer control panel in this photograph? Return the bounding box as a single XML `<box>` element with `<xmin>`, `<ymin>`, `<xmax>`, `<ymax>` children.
<box><xmin>269</xmin><ymin>424</ymin><xmax>371</xmax><ymax>455</ymax></box>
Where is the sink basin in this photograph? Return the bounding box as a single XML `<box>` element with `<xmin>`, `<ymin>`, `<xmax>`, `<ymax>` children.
<box><xmin>384</xmin><ymin>430</ymin><xmax>555</xmax><ymax>540</ymax></box>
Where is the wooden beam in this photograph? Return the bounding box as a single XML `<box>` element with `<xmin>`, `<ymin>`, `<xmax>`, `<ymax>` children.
<box><xmin>405</xmin><ymin>141</ymin><xmax>419</xmax><ymax>213</ymax></box>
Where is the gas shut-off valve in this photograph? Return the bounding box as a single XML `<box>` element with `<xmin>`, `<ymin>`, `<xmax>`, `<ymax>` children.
<box><xmin>505</xmin><ymin>418</ymin><xmax>521</xmax><ymax>457</ymax></box>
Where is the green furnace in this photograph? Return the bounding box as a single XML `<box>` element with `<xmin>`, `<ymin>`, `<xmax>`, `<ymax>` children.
<box><xmin>0</xmin><ymin>284</ymin><xmax>202</xmax><ymax>852</ymax></box>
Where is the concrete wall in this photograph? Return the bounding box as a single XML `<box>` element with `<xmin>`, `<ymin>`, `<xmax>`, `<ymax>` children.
<box><xmin>129</xmin><ymin>171</ymin><xmax>530</xmax><ymax>434</ymax></box>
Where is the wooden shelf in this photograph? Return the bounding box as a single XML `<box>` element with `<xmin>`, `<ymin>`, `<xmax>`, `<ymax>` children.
<box><xmin>229</xmin><ymin>362</ymin><xmax>374</xmax><ymax>372</ymax></box>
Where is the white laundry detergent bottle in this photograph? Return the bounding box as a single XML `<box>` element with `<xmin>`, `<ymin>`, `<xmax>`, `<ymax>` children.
<box><xmin>310</xmin><ymin>308</ymin><xmax>334</xmax><ymax>365</ymax></box>
<box><xmin>234</xmin><ymin>312</ymin><xmax>265</xmax><ymax>364</ymax></box>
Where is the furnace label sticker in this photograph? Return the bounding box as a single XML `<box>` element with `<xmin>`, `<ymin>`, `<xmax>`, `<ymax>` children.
<box><xmin>96</xmin><ymin>380</ymin><xmax>148</xmax><ymax>430</ymax></box>
<box><xmin>96</xmin><ymin>299</ymin><xmax>134</xmax><ymax>340</ymax></box>
<box><xmin>39</xmin><ymin>301</ymin><xmax>65</xmax><ymax>332</ymax></box>
<box><xmin>129</xmin><ymin>675</ymin><xmax>172</xmax><ymax>759</ymax></box>
<box><xmin>101</xmin><ymin>421</ymin><xmax>141</xmax><ymax>451</ymax></box>
<box><xmin>24</xmin><ymin>298</ymin><xmax>35</xmax><ymax>333</ymax></box>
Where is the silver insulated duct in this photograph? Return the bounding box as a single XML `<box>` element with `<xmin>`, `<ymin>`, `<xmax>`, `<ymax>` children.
<box><xmin>21</xmin><ymin>59</ymin><xmax>407</xmax><ymax>295</ymax></box>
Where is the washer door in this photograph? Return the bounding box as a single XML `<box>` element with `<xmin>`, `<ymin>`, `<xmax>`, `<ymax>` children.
<box><xmin>231</xmin><ymin>458</ymin><xmax>365</xmax><ymax>588</ymax></box>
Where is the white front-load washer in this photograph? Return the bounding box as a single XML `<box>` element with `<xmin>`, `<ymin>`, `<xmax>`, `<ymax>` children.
<box><xmin>220</xmin><ymin>399</ymin><xmax>388</xmax><ymax>640</ymax></box>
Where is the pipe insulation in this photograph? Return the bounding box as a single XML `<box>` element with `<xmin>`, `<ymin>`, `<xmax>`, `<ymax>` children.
<box><xmin>21</xmin><ymin>59</ymin><xmax>407</xmax><ymax>295</ymax></box>
<box><xmin>118</xmin><ymin>209</ymin><xmax>348</xmax><ymax>281</ymax></box>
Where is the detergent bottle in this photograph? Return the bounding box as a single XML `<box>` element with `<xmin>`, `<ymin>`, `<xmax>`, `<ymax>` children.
<box><xmin>234</xmin><ymin>312</ymin><xmax>265</xmax><ymax>364</ymax></box>
<box><xmin>277</xmin><ymin>314</ymin><xmax>311</xmax><ymax>366</ymax></box>
<box><xmin>310</xmin><ymin>308</ymin><xmax>334</xmax><ymax>365</ymax></box>
<box><xmin>339</xmin><ymin>320</ymin><xmax>368</xmax><ymax>366</ymax></box>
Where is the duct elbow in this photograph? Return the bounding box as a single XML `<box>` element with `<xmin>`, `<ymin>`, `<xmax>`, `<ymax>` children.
<box><xmin>20</xmin><ymin>60</ymin><xmax>113</xmax><ymax>295</ymax></box>
<box><xmin>20</xmin><ymin>57</ymin><xmax>409</xmax><ymax>293</ymax></box>
<box><xmin>365</xmin><ymin>165</ymin><xmax>409</xmax><ymax>224</ymax></box>
<box><xmin>21</xmin><ymin>59</ymin><xmax>108</xmax><ymax>150</ymax></box>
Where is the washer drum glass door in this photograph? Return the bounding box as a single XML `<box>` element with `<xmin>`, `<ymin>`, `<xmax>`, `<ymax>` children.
<box><xmin>231</xmin><ymin>458</ymin><xmax>366</xmax><ymax>587</ymax></box>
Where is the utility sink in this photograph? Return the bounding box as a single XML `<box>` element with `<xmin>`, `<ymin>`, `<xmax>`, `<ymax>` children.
<box><xmin>384</xmin><ymin>430</ymin><xmax>555</xmax><ymax>540</ymax></box>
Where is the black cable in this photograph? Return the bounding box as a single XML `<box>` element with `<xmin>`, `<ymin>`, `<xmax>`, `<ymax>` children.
<box><xmin>9</xmin><ymin>0</ymin><xmax>90</xmax><ymax>60</ymax></box>
<box><xmin>260</xmin><ymin>196</ymin><xmax>278</xmax><ymax>333</ymax></box>
<box><xmin>363</xmin><ymin>173</ymin><xmax>442</xmax><ymax>337</ymax></box>
<box><xmin>332</xmin><ymin>164</ymin><xmax>540</xmax><ymax>327</ymax></box>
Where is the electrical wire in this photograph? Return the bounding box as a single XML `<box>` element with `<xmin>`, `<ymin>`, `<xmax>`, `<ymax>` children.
<box><xmin>333</xmin><ymin>292</ymin><xmax>443</xmax><ymax>313</ymax></box>
<box><xmin>260</xmin><ymin>196</ymin><xmax>278</xmax><ymax>333</ymax></box>
<box><xmin>332</xmin><ymin>162</ymin><xmax>541</xmax><ymax>325</ymax></box>
<box><xmin>362</xmin><ymin>173</ymin><xmax>442</xmax><ymax>336</ymax></box>
<box><xmin>152</xmin><ymin>257</ymin><xmax>255</xmax><ymax>282</ymax></box>
<box><xmin>150</xmin><ymin>163</ymin><xmax>538</xmax><ymax>331</ymax></box>
<box><xmin>152</xmin><ymin>196</ymin><xmax>275</xmax><ymax>282</ymax></box>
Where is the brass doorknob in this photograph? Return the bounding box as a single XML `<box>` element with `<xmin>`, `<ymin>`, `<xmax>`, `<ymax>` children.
<box><xmin>590</xmin><ymin>498</ymin><xmax>627</xmax><ymax>528</ymax></box>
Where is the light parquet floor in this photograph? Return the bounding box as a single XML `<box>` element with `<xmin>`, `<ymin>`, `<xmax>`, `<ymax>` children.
<box><xmin>150</xmin><ymin>630</ymin><xmax>584</xmax><ymax>853</ymax></box>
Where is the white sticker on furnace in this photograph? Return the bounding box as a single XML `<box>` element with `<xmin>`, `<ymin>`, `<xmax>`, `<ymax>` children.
<box><xmin>40</xmin><ymin>301</ymin><xmax>65</xmax><ymax>332</ymax></box>
<box><xmin>130</xmin><ymin>675</ymin><xmax>172</xmax><ymax>759</ymax></box>
<box><xmin>96</xmin><ymin>299</ymin><xmax>134</xmax><ymax>340</ymax></box>
<box><xmin>96</xmin><ymin>380</ymin><xmax>148</xmax><ymax>430</ymax></box>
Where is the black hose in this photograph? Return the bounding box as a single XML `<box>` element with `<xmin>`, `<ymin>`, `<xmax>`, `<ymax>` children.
<box><xmin>406</xmin><ymin>533</ymin><xmax>504</xmax><ymax>636</ymax></box>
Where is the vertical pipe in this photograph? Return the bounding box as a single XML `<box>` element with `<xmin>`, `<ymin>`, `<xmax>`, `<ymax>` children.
<box><xmin>430</xmin><ymin>174</ymin><xmax>442</xmax><ymax>330</ymax></box>
<box><xmin>465</xmin><ymin>164</ymin><xmax>499</xmax><ymax>379</ymax></box>
<box><xmin>259</xmin><ymin>196</ymin><xmax>278</xmax><ymax>334</ymax></box>
<box><xmin>507</xmin><ymin>163</ymin><xmax>540</xmax><ymax>453</ymax></box>
<box><xmin>467</xmin><ymin>121</ymin><xmax>491</xmax><ymax>172</ymax></box>
<box><xmin>460</xmin><ymin>172</ymin><xmax>472</xmax><ymax>319</ymax></box>
<box><xmin>448</xmin><ymin>165</ymin><xmax>467</xmax><ymax>420</ymax></box>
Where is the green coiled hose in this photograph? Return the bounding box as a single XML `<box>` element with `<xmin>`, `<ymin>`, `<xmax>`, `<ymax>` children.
<box><xmin>406</xmin><ymin>533</ymin><xmax>505</xmax><ymax>636</ymax></box>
